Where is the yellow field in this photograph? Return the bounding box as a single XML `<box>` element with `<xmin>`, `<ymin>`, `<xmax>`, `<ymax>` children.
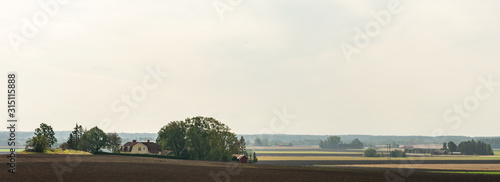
<box><xmin>259</xmin><ymin>156</ymin><xmax>500</xmax><ymax>161</ymax></box>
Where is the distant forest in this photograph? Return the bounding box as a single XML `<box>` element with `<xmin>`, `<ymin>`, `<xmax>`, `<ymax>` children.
<box><xmin>1</xmin><ymin>131</ymin><xmax>499</xmax><ymax>149</ymax></box>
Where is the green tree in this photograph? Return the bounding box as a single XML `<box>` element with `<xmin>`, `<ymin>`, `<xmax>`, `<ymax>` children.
<box><xmin>238</xmin><ymin>136</ymin><xmax>247</xmax><ymax>154</ymax></box>
<box><xmin>81</xmin><ymin>127</ymin><xmax>108</xmax><ymax>153</ymax></box>
<box><xmin>364</xmin><ymin>148</ymin><xmax>378</xmax><ymax>157</ymax></box>
<box><xmin>442</xmin><ymin>142</ymin><xmax>447</xmax><ymax>150</ymax></box>
<box><xmin>448</xmin><ymin>141</ymin><xmax>457</xmax><ymax>154</ymax></box>
<box><xmin>253</xmin><ymin>152</ymin><xmax>258</xmax><ymax>162</ymax></box>
<box><xmin>34</xmin><ymin>123</ymin><xmax>57</xmax><ymax>147</ymax></box>
<box><xmin>390</xmin><ymin>150</ymin><xmax>406</xmax><ymax>157</ymax></box>
<box><xmin>350</xmin><ymin>138</ymin><xmax>364</xmax><ymax>149</ymax></box>
<box><xmin>254</xmin><ymin>138</ymin><xmax>263</xmax><ymax>146</ymax></box>
<box><xmin>67</xmin><ymin>123</ymin><xmax>84</xmax><ymax>150</ymax></box>
<box><xmin>106</xmin><ymin>133</ymin><xmax>122</xmax><ymax>153</ymax></box>
<box><xmin>157</xmin><ymin>116</ymin><xmax>240</xmax><ymax>161</ymax></box>
<box><xmin>319</xmin><ymin>136</ymin><xmax>342</xmax><ymax>149</ymax></box>
<box><xmin>157</xmin><ymin>121</ymin><xmax>187</xmax><ymax>157</ymax></box>
<box><xmin>26</xmin><ymin>135</ymin><xmax>50</xmax><ymax>152</ymax></box>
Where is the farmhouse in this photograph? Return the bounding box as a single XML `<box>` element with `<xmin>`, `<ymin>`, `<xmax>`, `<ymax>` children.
<box><xmin>120</xmin><ymin>140</ymin><xmax>163</xmax><ymax>155</ymax></box>
<box><xmin>232</xmin><ymin>154</ymin><xmax>248</xmax><ymax>163</ymax></box>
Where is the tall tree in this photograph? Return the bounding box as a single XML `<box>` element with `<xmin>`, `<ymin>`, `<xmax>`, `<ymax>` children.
<box><xmin>157</xmin><ymin>121</ymin><xmax>187</xmax><ymax>157</ymax></box>
<box><xmin>254</xmin><ymin>138</ymin><xmax>263</xmax><ymax>146</ymax></box>
<box><xmin>157</xmin><ymin>116</ymin><xmax>240</xmax><ymax>161</ymax></box>
<box><xmin>106</xmin><ymin>133</ymin><xmax>122</xmax><ymax>153</ymax></box>
<box><xmin>238</xmin><ymin>136</ymin><xmax>247</xmax><ymax>154</ymax></box>
<box><xmin>442</xmin><ymin>142</ymin><xmax>447</xmax><ymax>150</ymax></box>
<box><xmin>67</xmin><ymin>123</ymin><xmax>84</xmax><ymax>150</ymax></box>
<box><xmin>82</xmin><ymin>127</ymin><xmax>108</xmax><ymax>153</ymax></box>
<box><xmin>34</xmin><ymin>123</ymin><xmax>57</xmax><ymax>147</ymax></box>
<box><xmin>448</xmin><ymin>141</ymin><xmax>457</xmax><ymax>154</ymax></box>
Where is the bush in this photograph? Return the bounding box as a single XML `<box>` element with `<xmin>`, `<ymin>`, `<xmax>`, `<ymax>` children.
<box><xmin>390</xmin><ymin>150</ymin><xmax>406</xmax><ymax>157</ymax></box>
<box><xmin>364</xmin><ymin>148</ymin><xmax>378</xmax><ymax>157</ymax></box>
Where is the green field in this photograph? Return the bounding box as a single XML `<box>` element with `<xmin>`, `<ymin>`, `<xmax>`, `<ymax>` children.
<box><xmin>0</xmin><ymin>149</ymin><xmax>23</xmax><ymax>152</ymax></box>
<box><xmin>494</xmin><ymin>151</ymin><xmax>500</xmax><ymax>156</ymax></box>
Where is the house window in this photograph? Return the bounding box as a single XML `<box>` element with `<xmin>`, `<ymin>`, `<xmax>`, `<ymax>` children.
<box><xmin>138</xmin><ymin>147</ymin><xmax>141</xmax><ymax>151</ymax></box>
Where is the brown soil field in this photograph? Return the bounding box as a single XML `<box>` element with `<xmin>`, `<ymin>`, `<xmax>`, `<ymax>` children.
<box><xmin>1</xmin><ymin>154</ymin><xmax>499</xmax><ymax>181</ymax></box>
<box><xmin>332</xmin><ymin>164</ymin><xmax>500</xmax><ymax>171</ymax></box>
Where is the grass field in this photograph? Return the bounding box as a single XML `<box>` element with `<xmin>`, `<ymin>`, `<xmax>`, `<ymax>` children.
<box><xmin>0</xmin><ymin>149</ymin><xmax>23</xmax><ymax>152</ymax></box>
<box><xmin>316</xmin><ymin>164</ymin><xmax>500</xmax><ymax>172</ymax></box>
<box><xmin>19</xmin><ymin>149</ymin><xmax>91</xmax><ymax>155</ymax></box>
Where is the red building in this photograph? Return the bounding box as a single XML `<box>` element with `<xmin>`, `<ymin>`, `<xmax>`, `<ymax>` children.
<box><xmin>232</xmin><ymin>154</ymin><xmax>248</xmax><ymax>163</ymax></box>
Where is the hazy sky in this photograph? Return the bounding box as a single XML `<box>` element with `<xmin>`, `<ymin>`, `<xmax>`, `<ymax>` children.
<box><xmin>1</xmin><ymin>0</ymin><xmax>499</xmax><ymax>136</ymax></box>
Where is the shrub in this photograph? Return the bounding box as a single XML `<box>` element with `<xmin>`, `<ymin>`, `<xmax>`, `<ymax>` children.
<box><xmin>364</xmin><ymin>148</ymin><xmax>378</xmax><ymax>157</ymax></box>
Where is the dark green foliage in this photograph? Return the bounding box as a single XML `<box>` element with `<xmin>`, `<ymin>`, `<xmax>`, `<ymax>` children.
<box><xmin>34</xmin><ymin>123</ymin><xmax>57</xmax><ymax>147</ymax></box>
<box><xmin>457</xmin><ymin>139</ymin><xmax>494</xmax><ymax>155</ymax></box>
<box><xmin>319</xmin><ymin>136</ymin><xmax>363</xmax><ymax>149</ymax></box>
<box><xmin>253</xmin><ymin>152</ymin><xmax>258</xmax><ymax>163</ymax></box>
<box><xmin>448</xmin><ymin>141</ymin><xmax>457</xmax><ymax>154</ymax></box>
<box><xmin>390</xmin><ymin>150</ymin><xmax>406</xmax><ymax>157</ymax></box>
<box><xmin>363</xmin><ymin>148</ymin><xmax>378</xmax><ymax>157</ymax></box>
<box><xmin>107</xmin><ymin>133</ymin><xmax>122</xmax><ymax>153</ymax></box>
<box><xmin>81</xmin><ymin>127</ymin><xmax>108</xmax><ymax>154</ymax></box>
<box><xmin>157</xmin><ymin>116</ymin><xmax>240</xmax><ymax>161</ymax></box>
<box><xmin>319</xmin><ymin>136</ymin><xmax>341</xmax><ymax>149</ymax></box>
<box><xmin>26</xmin><ymin>135</ymin><xmax>50</xmax><ymax>152</ymax></box>
<box><xmin>67</xmin><ymin>123</ymin><xmax>84</xmax><ymax>150</ymax></box>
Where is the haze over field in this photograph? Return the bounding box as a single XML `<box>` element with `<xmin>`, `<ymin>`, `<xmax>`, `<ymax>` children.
<box><xmin>1</xmin><ymin>0</ymin><xmax>500</xmax><ymax>136</ymax></box>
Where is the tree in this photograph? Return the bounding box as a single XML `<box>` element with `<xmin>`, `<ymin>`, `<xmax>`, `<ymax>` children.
<box><xmin>253</xmin><ymin>152</ymin><xmax>258</xmax><ymax>163</ymax></box>
<box><xmin>60</xmin><ymin>142</ymin><xmax>68</xmax><ymax>150</ymax></box>
<box><xmin>448</xmin><ymin>141</ymin><xmax>457</xmax><ymax>154</ymax></box>
<box><xmin>457</xmin><ymin>139</ymin><xmax>493</xmax><ymax>155</ymax></box>
<box><xmin>157</xmin><ymin>121</ymin><xmax>187</xmax><ymax>157</ymax></box>
<box><xmin>26</xmin><ymin>135</ymin><xmax>50</xmax><ymax>152</ymax></box>
<box><xmin>442</xmin><ymin>142</ymin><xmax>447</xmax><ymax>150</ymax></box>
<box><xmin>364</xmin><ymin>148</ymin><xmax>378</xmax><ymax>157</ymax></box>
<box><xmin>238</xmin><ymin>136</ymin><xmax>247</xmax><ymax>154</ymax></box>
<box><xmin>157</xmin><ymin>116</ymin><xmax>240</xmax><ymax>161</ymax></box>
<box><xmin>319</xmin><ymin>136</ymin><xmax>342</xmax><ymax>149</ymax></box>
<box><xmin>67</xmin><ymin>123</ymin><xmax>84</xmax><ymax>150</ymax></box>
<box><xmin>254</xmin><ymin>138</ymin><xmax>263</xmax><ymax>146</ymax></box>
<box><xmin>34</xmin><ymin>123</ymin><xmax>57</xmax><ymax>147</ymax></box>
<box><xmin>351</xmin><ymin>138</ymin><xmax>364</xmax><ymax>149</ymax></box>
<box><xmin>106</xmin><ymin>133</ymin><xmax>122</xmax><ymax>153</ymax></box>
<box><xmin>82</xmin><ymin>127</ymin><xmax>108</xmax><ymax>154</ymax></box>
<box><xmin>390</xmin><ymin>150</ymin><xmax>406</xmax><ymax>157</ymax></box>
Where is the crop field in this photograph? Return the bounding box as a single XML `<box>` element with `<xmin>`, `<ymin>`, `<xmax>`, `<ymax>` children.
<box><xmin>2</xmin><ymin>154</ymin><xmax>500</xmax><ymax>181</ymax></box>
<box><xmin>321</xmin><ymin>164</ymin><xmax>500</xmax><ymax>172</ymax></box>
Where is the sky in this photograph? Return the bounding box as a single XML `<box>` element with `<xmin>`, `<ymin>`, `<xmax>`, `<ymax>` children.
<box><xmin>1</xmin><ymin>0</ymin><xmax>499</xmax><ymax>136</ymax></box>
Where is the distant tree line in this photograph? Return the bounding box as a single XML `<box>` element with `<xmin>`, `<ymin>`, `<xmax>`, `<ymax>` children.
<box><xmin>319</xmin><ymin>136</ymin><xmax>363</xmax><ymax>149</ymax></box>
<box><xmin>457</xmin><ymin>140</ymin><xmax>493</xmax><ymax>155</ymax></box>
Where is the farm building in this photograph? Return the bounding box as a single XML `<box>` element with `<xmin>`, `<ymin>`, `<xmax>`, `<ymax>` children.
<box><xmin>120</xmin><ymin>140</ymin><xmax>163</xmax><ymax>155</ymax></box>
<box><xmin>404</xmin><ymin>144</ymin><xmax>446</xmax><ymax>154</ymax></box>
<box><xmin>232</xmin><ymin>154</ymin><xmax>248</xmax><ymax>163</ymax></box>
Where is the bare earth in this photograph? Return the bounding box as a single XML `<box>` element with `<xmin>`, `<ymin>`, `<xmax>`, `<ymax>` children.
<box><xmin>333</xmin><ymin>164</ymin><xmax>500</xmax><ymax>171</ymax></box>
<box><xmin>1</xmin><ymin>154</ymin><xmax>499</xmax><ymax>182</ymax></box>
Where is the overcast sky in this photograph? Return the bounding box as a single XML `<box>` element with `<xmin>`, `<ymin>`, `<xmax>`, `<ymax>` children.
<box><xmin>1</xmin><ymin>0</ymin><xmax>499</xmax><ymax>136</ymax></box>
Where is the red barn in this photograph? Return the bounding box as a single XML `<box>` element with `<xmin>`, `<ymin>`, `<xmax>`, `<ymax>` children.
<box><xmin>232</xmin><ymin>154</ymin><xmax>248</xmax><ymax>163</ymax></box>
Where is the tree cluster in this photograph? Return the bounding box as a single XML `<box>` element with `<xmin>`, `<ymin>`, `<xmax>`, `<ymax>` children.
<box><xmin>157</xmin><ymin>116</ymin><xmax>243</xmax><ymax>161</ymax></box>
<box><xmin>319</xmin><ymin>136</ymin><xmax>363</xmax><ymax>149</ymax></box>
<box><xmin>457</xmin><ymin>139</ymin><xmax>494</xmax><ymax>155</ymax></box>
